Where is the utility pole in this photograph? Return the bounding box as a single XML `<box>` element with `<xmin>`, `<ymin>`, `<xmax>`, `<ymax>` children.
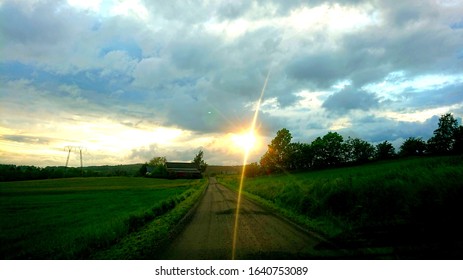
<box><xmin>64</xmin><ymin>146</ymin><xmax>73</xmax><ymax>177</ymax></box>
<box><xmin>63</xmin><ymin>146</ymin><xmax>86</xmax><ymax>177</ymax></box>
<box><xmin>78</xmin><ymin>146</ymin><xmax>84</xmax><ymax>176</ymax></box>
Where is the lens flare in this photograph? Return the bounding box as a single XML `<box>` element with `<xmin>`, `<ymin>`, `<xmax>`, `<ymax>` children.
<box><xmin>231</xmin><ymin>131</ymin><xmax>257</xmax><ymax>153</ymax></box>
<box><xmin>232</xmin><ymin>68</ymin><xmax>271</xmax><ymax>259</ymax></box>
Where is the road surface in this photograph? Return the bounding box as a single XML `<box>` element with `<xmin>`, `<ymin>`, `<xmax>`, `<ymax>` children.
<box><xmin>160</xmin><ymin>177</ymin><xmax>324</xmax><ymax>259</ymax></box>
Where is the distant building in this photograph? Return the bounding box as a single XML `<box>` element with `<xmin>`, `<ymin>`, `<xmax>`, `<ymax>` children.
<box><xmin>165</xmin><ymin>162</ymin><xmax>202</xmax><ymax>178</ymax></box>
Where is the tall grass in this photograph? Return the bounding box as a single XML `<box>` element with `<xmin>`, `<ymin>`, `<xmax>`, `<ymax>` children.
<box><xmin>0</xmin><ymin>177</ymin><xmax>206</xmax><ymax>259</ymax></box>
<box><xmin>219</xmin><ymin>156</ymin><xmax>463</xmax><ymax>238</ymax></box>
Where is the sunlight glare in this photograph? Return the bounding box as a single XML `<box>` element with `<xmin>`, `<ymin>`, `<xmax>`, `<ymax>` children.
<box><xmin>231</xmin><ymin>131</ymin><xmax>257</xmax><ymax>153</ymax></box>
<box><xmin>232</xmin><ymin>67</ymin><xmax>271</xmax><ymax>260</ymax></box>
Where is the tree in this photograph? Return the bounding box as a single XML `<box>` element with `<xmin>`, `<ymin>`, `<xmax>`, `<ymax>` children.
<box><xmin>147</xmin><ymin>156</ymin><xmax>167</xmax><ymax>178</ymax></box>
<box><xmin>454</xmin><ymin>125</ymin><xmax>463</xmax><ymax>154</ymax></box>
<box><xmin>260</xmin><ymin>128</ymin><xmax>292</xmax><ymax>172</ymax></box>
<box><xmin>149</xmin><ymin>156</ymin><xmax>166</xmax><ymax>166</ymax></box>
<box><xmin>138</xmin><ymin>163</ymin><xmax>148</xmax><ymax>177</ymax></box>
<box><xmin>427</xmin><ymin>113</ymin><xmax>459</xmax><ymax>154</ymax></box>
<box><xmin>399</xmin><ymin>137</ymin><xmax>427</xmax><ymax>157</ymax></box>
<box><xmin>310</xmin><ymin>136</ymin><xmax>325</xmax><ymax>168</ymax></box>
<box><xmin>192</xmin><ymin>150</ymin><xmax>207</xmax><ymax>172</ymax></box>
<box><xmin>322</xmin><ymin>132</ymin><xmax>345</xmax><ymax>166</ymax></box>
<box><xmin>311</xmin><ymin>132</ymin><xmax>345</xmax><ymax>167</ymax></box>
<box><xmin>344</xmin><ymin>137</ymin><xmax>375</xmax><ymax>163</ymax></box>
<box><xmin>376</xmin><ymin>141</ymin><xmax>395</xmax><ymax>160</ymax></box>
<box><xmin>244</xmin><ymin>162</ymin><xmax>260</xmax><ymax>178</ymax></box>
<box><xmin>287</xmin><ymin>142</ymin><xmax>313</xmax><ymax>170</ymax></box>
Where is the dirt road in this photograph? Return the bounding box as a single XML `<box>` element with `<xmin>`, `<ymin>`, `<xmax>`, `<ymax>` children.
<box><xmin>160</xmin><ymin>178</ymin><xmax>324</xmax><ymax>259</ymax></box>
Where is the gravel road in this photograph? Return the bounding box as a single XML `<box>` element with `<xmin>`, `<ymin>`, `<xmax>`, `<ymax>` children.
<box><xmin>160</xmin><ymin>177</ymin><xmax>324</xmax><ymax>259</ymax></box>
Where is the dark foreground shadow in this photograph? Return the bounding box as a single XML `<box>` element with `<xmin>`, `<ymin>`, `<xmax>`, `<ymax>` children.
<box><xmin>314</xmin><ymin>223</ymin><xmax>463</xmax><ymax>259</ymax></box>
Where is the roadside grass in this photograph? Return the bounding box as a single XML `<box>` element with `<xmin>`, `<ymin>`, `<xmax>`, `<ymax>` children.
<box><xmin>0</xmin><ymin>177</ymin><xmax>206</xmax><ymax>259</ymax></box>
<box><xmin>218</xmin><ymin>156</ymin><xmax>463</xmax><ymax>250</ymax></box>
<box><xmin>92</xmin><ymin>179</ymin><xmax>208</xmax><ymax>259</ymax></box>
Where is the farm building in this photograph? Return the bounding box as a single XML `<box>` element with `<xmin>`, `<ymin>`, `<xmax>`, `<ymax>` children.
<box><xmin>165</xmin><ymin>162</ymin><xmax>202</xmax><ymax>178</ymax></box>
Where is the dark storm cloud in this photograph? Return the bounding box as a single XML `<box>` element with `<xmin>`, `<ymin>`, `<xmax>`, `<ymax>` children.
<box><xmin>322</xmin><ymin>86</ymin><xmax>380</xmax><ymax>114</ymax></box>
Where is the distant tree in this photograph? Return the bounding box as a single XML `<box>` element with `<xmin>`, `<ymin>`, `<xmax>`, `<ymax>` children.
<box><xmin>322</xmin><ymin>132</ymin><xmax>345</xmax><ymax>166</ymax></box>
<box><xmin>310</xmin><ymin>136</ymin><xmax>326</xmax><ymax>168</ymax></box>
<box><xmin>287</xmin><ymin>142</ymin><xmax>312</xmax><ymax>170</ymax></box>
<box><xmin>427</xmin><ymin>113</ymin><xmax>459</xmax><ymax>154</ymax></box>
<box><xmin>149</xmin><ymin>156</ymin><xmax>167</xmax><ymax>166</ymax></box>
<box><xmin>138</xmin><ymin>163</ymin><xmax>148</xmax><ymax>177</ymax></box>
<box><xmin>311</xmin><ymin>132</ymin><xmax>344</xmax><ymax>167</ymax></box>
<box><xmin>454</xmin><ymin>125</ymin><xmax>463</xmax><ymax>154</ymax></box>
<box><xmin>147</xmin><ymin>156</ymin><xmax>167</xmax><ymax>177</ymax></box>
<box><xmin>344</xmin><ymin>137</ymin><xmax>375</xmax><ymax>163</ymax></box>
<box><xmin>376</xmin><ymin>141</ymin><xmax>395</xmax><ymax>160</ymax></box>
<box><xmin>260</xmin><ymin>128</ymin><xmax>292</xmax><ymax>172</ymax></box>
<box><xmin>259</xmin><ymin>150</ymin><xmax>274</xmax><ymax>174</ymax></box>
<box><xmin>192</xmin><ymin>150</ymin><xmax>207</xmax><ymax>172</ymax></box>
<box><xmin>244</xmin><ymin>162</ymin><xmax>260</xmax><ymax>178</ymax></box>
<box><xmin>399</xmin><ymin>137</ymin><xmax>427</xmax><ymax>157</ymax></box>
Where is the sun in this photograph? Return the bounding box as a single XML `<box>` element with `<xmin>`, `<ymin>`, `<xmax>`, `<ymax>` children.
<box><xmin>231</xmin><ymin>131</ymin><xmax>257</xmax><ymax>152</ymax></box>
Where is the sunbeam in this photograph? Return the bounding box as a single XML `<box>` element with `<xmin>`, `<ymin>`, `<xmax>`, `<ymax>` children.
<box><xmin>232</xmin><ymin>67</ymin><xmax>271</xmax><ymax>260</ymax></box>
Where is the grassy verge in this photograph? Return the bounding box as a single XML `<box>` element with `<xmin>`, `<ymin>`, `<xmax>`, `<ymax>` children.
<box><xmin>218</xmin><ymin>156</ymin><xmax>463</xmax><ymax>257</ymax></box>
<box><xmin>91</xmin><ymin>179</ymin><xmax>208</xmax><ymax>259</ymax></box>
<box><xmin>0</xmin><ymin>177</ymin><xmax>206</xmax><ymax>259</ymax></box>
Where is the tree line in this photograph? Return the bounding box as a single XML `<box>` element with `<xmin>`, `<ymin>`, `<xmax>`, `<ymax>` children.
<box><xmin>248</xmin><ymin>113</ymin><xmax>463</xmax><ymax>176</ymax></box>
<box><xmin>0</xmin><ymin>165</ymin><xmax>137</xmax><ymax>182</ymax></box>
<box><xmin>0</xmin><ymin>150</ymin><xmax>208</xmax><ymax>182</ymax></box>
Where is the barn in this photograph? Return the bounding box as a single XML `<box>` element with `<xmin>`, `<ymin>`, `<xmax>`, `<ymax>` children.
<box><xmin>165</xmin><ymin>162</ymin><xmax>202</xmax><ymax>178</ymax></box>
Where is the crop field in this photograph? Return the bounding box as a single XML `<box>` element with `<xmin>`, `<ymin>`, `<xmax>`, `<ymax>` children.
<box><xmin>0</xmin><ymin>177</ymin><xmax>206</xmax><ymax>259</ymax></box>
<box><xmin>219</xmin><ymin>156</ymin><xmax>463</xmax><ymax>258</ymax></box>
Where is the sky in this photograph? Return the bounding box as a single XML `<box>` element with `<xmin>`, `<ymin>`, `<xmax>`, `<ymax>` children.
<box><xmin>1</xmin><ymin>0</ymin><xmax>463</xmax><ymax>167</ymax></box>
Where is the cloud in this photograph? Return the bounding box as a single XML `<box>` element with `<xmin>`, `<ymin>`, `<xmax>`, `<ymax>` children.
<box><xmin>338</xmin><ymin>114</ymin><xmax>440</xmax><ymax>143</ymax></box>
<box><xmin>1</xmin><ymin>0</ymin><xmax>463</xmax><ymax>166</ymax></box>
<box><xmin>322</xmin><ymin>86</ymin><xmax>380</xmax><ymax>114</ymax></box>
<box><xmin>1</xmin><ymin>135</ymin><xmax>51</xmax><ymax>145</ymax></box>
<box><xmin>0</xmin><ymin>0</ymin><xmax>73</xmax><ymax>44</ymax></box>
<box><xmin>401</xmin><ymin>82</ymin><xmax>463</xmax><ymax>109</ymax></box>
<box><xmin>216</xmin><ymin>1</ymin><xmax>252</xmax><ymax>20</ymax></box>
<box><xmin>129</xmin><ymin>144</ymin><xmax>159</xmax><ymax>162</ymax></box>
<box><xmin>286</xmin><ymin>52</ymin><xmax>345</xmax><ymax>89</ymax></box>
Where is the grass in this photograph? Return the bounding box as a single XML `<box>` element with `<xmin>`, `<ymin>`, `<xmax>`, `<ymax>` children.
<box><xmin>92</xmin><ymin>179</ymin><xmax>208</xmax><ymax>259</ymax></box>
<box><xmin>0</xmin><ymin>177</ymin><xmax>207</xmax><ymax>259</ymax></box>
<box><xmin>218</xmin><ymin>156</ymin><xmax>463</xmax><ymax>257</ymax></box>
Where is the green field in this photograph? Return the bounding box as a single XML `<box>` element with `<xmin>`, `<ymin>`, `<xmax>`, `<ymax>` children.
<box><xmin>0</xmin><ymin>177</ymin><xmax>206</xmax><ymax>259</ymax></box>
<box><xmin>219</xmin><ymin>156</ymin><xmax>463</xmax><ymax>257</ymax></box>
